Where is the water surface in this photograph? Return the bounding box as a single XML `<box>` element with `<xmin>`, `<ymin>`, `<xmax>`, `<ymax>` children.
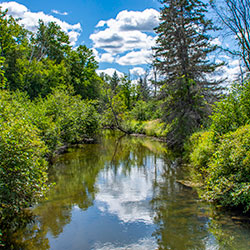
<box><xmin>12</xmin><ymin>132</ymin><xmax>250</xmax><ymax>249</ymax></box>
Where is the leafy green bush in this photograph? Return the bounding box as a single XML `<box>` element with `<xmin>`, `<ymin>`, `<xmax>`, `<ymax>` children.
<box><xmin>210</xmin><ymin>80</ymin><xmax>250</xmax><ymax>135</ymax></box>
<box><xmin>130</xmin><ymin>100</ymin><xmax>163</xmax><ymax>121</ymax></box>
<box><xmin>143</xmin><ymin>119</ymin><xmax>169</xmax><ymax>137</ymax></box>
<box><xmin>186</xmin><ymin>130</ymin><xmax>216</xmax><ymax>181</ymax></box>
<box><xmin>186</xmin><ymin>80</ymin><xmax>250</xmax><ymax>212</ymax></box>
<box><xmin>29</xmin><ymin>100</ymin><xmax>61</xmax><ymax>153</ymax></box>
<box><xmin>122</xmin><ymin>119</ymin><xmax>146</xmax><ymax>134</ymax></box>
<box><xmin>0</xmin><ymin>88</ymin><xmax>100</xmax><ymax>245</ymax></box>
<box><xmin>130</xmin><ymin>100</ymin><xmax>152</xmax><ymax>121</ymax></box>
<box><xmin>13</xmin><ymin>58</ymin><xmax>69</xmax><ymax>99</ymax></box>
<box><xmin>204</xmin><ymin>125</ymin><xmax>250</xmax><ymax>211</ymax></box>
<box><xmin>40</xmin><ymin>86</ymin><xmax>100</xmax><ymax>145</ymax></box>
<box><xmin>0</xmin><ymin>90</ymin><xmax>48</xmax><ymax>228</ymax></box>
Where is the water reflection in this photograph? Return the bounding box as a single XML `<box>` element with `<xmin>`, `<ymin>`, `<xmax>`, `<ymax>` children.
<box><xmin>151</xmin><ymin>157</ymin><xmax>250</xmax><ymax>250</ymax></box>
<box><xmin>9</xmin><ymin>131</ymin><xmax>250</xmax><ymax>250</ymax></box>
<box><xmin>151</xmin><ymin>158</ymin><xmax>214</xmax><ymax>250</ymax></box>
<box><xmin>96</xmin><ymin>158</ymin><xmax>164</xmax><ymax>224</ymax></box>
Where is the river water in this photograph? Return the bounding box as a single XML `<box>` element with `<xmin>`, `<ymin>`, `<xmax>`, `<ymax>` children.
<box><xmin>11</xmin><ymin>131</ymin><xmax>250</xmax><ymax>249</ymax></box>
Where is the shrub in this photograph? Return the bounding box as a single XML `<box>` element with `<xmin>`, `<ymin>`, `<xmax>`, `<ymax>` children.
<box><xmin>122</xmin><ymin>119</ymin><xmax>146</xmax><ymax>134</ymax></box>
<box><xmin>210</xmin><ymin>80</ymin><xmax>250</xmax><ymax>135</ymax></box>
<box><xmin>130</xmin><ymin>100</ymin><xmax>152</xmax><ymax>121</ymax></box>
<box><xmin>143</xmin><ymin>119</ymin><xmax>169</xmax><ymax>137</ymax></box>
<box><xmin>130</xmin><ymin>100</ymin><xmax>163</xmax><ymax>121</ymax></box>
<box><xmin>204</xmin><ymin>125</ymin><xmax>250</xmax><ymax>211</ymax></box>
<box><xmin>187</xmin><ymin>130</ymin><xmax>216</xmax><ymax>181</ymax></box>
<box><xmin>40</xmin><ymin>86</ymin><xmax>100</xmax><ymax>145</ymax></box>
<box><xmin>0</xmin><ymin>90</ymin><xmax>48</xmax><ymax>228</ymax></box>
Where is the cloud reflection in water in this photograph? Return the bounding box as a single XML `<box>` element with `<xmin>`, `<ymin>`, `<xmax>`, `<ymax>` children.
<box><xmin>96</xmin><ymin>157</ymin><xmax>164</xmax><ymax>225</ymax></box>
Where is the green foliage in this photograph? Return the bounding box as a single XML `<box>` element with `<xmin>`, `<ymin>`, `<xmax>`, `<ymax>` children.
<box><xmin>187</xmin><ymin>80</ymin><xmax>250</xmax><ymax>211</ymax></box>
<box><xmin>130</xmin><ymin>100</ymin><xmax>162</xmax><ymax>121</ymax></box>
<box><xmin>119</xmin><ymin>75</ymin><xmax>135</xmax><ymax>110</ymax></box>
<box><xmin>100</xmin><ymin>74</ymin><xmax>137</xmax><ymax>132</ymax></box>
<box><xmin>136</xmin><ymin>77</ymin><xmax>150</xmax><ymax>101</ymax></box>
<box><xmin>123</xmin><ymin>119</ymin><xmax>170</xmax><ymax>137</ymax></box>
<box><xmin>154</xmin><ymin>0</ymin><xmax>221</xmax><ymax>148</ymax></box>
<box><xmin>48</xmin><ymin>87</ymin><xmax>99</xmax><ymax>142</ymax></box>
<box><xmin>101</xmin><ymin>88</ymin><xmax>128</xmax><ymax>129</ymax></box>
<box><xmin>186</xmin><ymin>130</ymin><xmax>216</xmax><ymax>182</ymax></box>
<box><xmin>0</xmin><ymin>55</ymin><xmax>6</xmax><ymax>88</ymax></box>
<box><xmin>0</xmin><ymin>8</ymin><xmax>30</xmax><ymax>89</ymax></box>
<box><xmin>210</xmin><ymin>80</ymin><xmax>250</xmax><ymax>135</ymax></box>
<box><xmin>143</xmin><ymin>120</ymin><xmax>170</xmax><ymax>137</ymax></box>
<box><xmin>162</xmin><ymin>78</ymin><xmax>206</xmax><ymax>147</ymax></box>
<box><xmin>130</xmin><ymin>100</ymin><xmax>151</xmax><ymax>121</ymax></box>
<box><xmin>67</xmin><ymin>45</ymin><xmax>102</xmax><ymax>99</ymax></box>
<box><xmin>110</xmin><ymin>71</ymin><xmax>119</xmax><ymax>92</ymax></box>
<box><xmin>32</xmin><ymin>86</ymin><xmax>100</xmax><ymax>150</ymax></box>
<box><xmin>0</xmin><ymin>87</ymin><xmax>100</xmax><ymax>245</ymax></box>
<box><xmin>0</xmin><ymin>90</ymin><xmax>48</xmax><ymax>229</ymax></box>
<box><xmin>0</xmin><ymin>8</ymin><xmax>101</xmax><ymax>100</ymax></box>
<box><xmin>32</xmin><ymin>20</ymin><xmax>71</xmax><ymax>63</ymax></box>
<box><xmin>204</xmin><ymin>125</ymin><xmax>250</xmax><ymax>211</ymax></box>
<box><xmin>13</xmin><ymin>58</ymin><xmax>69</xmax><ymax>99</ymax></box>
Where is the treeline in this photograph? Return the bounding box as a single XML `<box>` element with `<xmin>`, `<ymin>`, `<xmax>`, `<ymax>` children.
<box><xmin>0</xmin><ymin>11</ymin><xmax>101</xmax><ymax>99</ymax></box>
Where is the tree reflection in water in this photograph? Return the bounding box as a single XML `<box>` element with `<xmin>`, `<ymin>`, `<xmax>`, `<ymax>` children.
<box><xmin>151</xmin><ymin>155</ymin><xmax>250</xmax><ymax>250</ymax></box>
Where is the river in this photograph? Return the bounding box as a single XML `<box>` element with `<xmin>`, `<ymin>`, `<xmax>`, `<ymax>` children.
<box><xmin>10</xmin><ymin>131</ymin><xmax>250</xmax><ymax>249</ymax></box>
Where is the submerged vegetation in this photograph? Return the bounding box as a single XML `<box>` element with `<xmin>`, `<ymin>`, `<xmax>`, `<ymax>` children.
<box><xmin>0</xmin><ymin>0</ymin><xmax>250</xmax><ymax>246</ymax></box>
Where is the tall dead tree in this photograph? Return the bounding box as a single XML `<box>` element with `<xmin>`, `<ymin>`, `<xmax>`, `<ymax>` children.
<box><xmin>211</xmin><ymin>0</ymin><xmax>250</xmax><ymax>72</ymax></box>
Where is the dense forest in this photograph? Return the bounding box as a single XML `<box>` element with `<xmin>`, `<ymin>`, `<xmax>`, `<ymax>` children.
<box><xmin>1</xmin><ymin>0</ymin><xmax>250</xmax><ymax>246</ymax></box>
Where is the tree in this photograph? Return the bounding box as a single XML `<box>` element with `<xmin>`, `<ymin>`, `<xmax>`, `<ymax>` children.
<box><xmin>120</xmin><ymin>75</ymin><xmax>134</xmax><ymax>110</ymax></box>
<box><xmin>31</xmin><ymin>20</ymin><xmax>71</xmax><ymax>63</ymax></box>
<box><xmin>110</xmin><ymin>71</ymin><xmax>120</xmax><ymax>93</ymax></box>
<box><xmin>68</xmin><ymin>45</ymin><xmax>102</xmax><ymax>99</ymax></box>
<box><xmin>154</xmin><ymin>0</ymin><xmax>221</xmax><ymax>147</ymax></box>
<box><xmin>210</xmin><ymin>0</ymin><xmax>250</xmax><ymax>72</ymax></box>
<box><xmin>137</xmin><ymin>74</ymin><xmax>150</xmax><ymax>101</ymax></box>
<box><xmin>12</xmin><ymin>57</ymin><xmax>69</xmax><ymax>99</ymax></box>
<box><xmin>0</xmin><ymin>8</ymin><xmax>30</xmax><ymax>90</ymax></box>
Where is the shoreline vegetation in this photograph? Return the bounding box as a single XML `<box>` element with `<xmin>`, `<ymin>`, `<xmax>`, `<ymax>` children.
<box><xmin>1</xmin><ymin>0</ymin><xmax>250</xmax><ymax>247</ymax></box>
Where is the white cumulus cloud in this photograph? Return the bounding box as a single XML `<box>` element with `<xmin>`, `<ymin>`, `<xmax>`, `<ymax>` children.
<box><xmin>96</xmin><ymin>68</ymin><xmax>124</xmax><ymax>77</ymax></box>
<box><xmin>210</xmin><ymin>37</ymin><xmax>222</xmax><ymax>46</ymax></box>
<box><xmin>116</xmin><ymin>50</ymin><xmax>152</xmax><ymax>66</ymax></box>
<box><xmin>129</xmin><ymin>67</ymin><xmax>146</xmax><ymax>76</ymax></box>
<box><xmin>0</xmin><ymin>1</ymin><xmax>81</xmax><ymax>45</ymax></box>
<box><xmin>99</xmin><ymin>53</ymin><xmax>115</xmax><ymax>63</ymax></box>
<box><xmin>51</xmin><ymin>9</ymin><xmax>68</xmax><ymax>16</ymax></box>
<box><xmin>90</xmin><ymin>8</ymin><xmax>159</xmax><ymax>66</ymax></box>
<box><xmin>96</xmin><ymin>9</ymin><xmax>160</xmax><ymax>32</ymax></box>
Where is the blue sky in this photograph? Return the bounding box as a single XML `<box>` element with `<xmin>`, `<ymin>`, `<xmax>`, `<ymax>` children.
<box><xmin>0</xmin><ymin>0</ymin><xmax>242</xmax><ymax>81</ymax></box>
<box><xmin>0</xmin><ymin>0</ymin><xmax>162</xmax><ymax>78</ymax></box>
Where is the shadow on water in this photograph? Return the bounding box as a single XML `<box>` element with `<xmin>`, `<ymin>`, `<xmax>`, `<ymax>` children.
<box><xmin>5</xmin><ymin>131</ymin><xmax>250</xmax><ymax>250</ymax></box>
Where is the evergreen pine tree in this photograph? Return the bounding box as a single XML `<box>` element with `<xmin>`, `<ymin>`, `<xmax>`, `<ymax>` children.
<box><xmin>137</xmin><ymin>77</ymin><xmax>150</xmax><ymax>101</ymax></box>
<box><xmin>154</xmin><ymin>0</ymin><xmax>221</xmax><ymax>147</ymax></box>
<box><xmin>110</xmin><ymin>71</ymin><xmax>120</xmax><ymax>93</ymax></box>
